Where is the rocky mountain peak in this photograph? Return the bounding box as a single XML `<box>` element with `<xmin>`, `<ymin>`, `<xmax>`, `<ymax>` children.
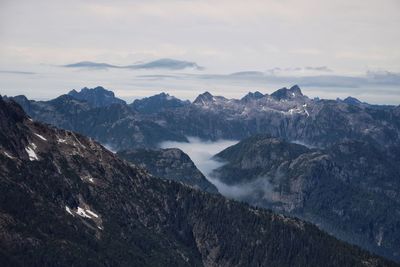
<box><xmin>343</xmin><ymin>96</ymin><xmax>362</xmax><ymax>105</ymax></box>
<box><xmin>271</xmin><ymin>85</ymin><xmax>303</xmax><ymax>101</ymax></box>
<box><xmin>193</xmin><ymin>91</ymin><xmax>215</xmax><ymax>104</ymax></box>
<box><xmin>152</xmin><ymin>92</ymin><xmax>175</xmax><ymax>100</ymax></box>
<box><xmin>157</xmin><ymin>92</ymin><xmax>168</xmax><ymax>97</ymax></box>
<box><xmin>241</xmin><ymin>91</ymin><xmax>264</xmax><ymax>102</ymax></box>
<box><xmin>49</xmin><ymin>94</ymin><xmax>78</xmax><ymax>103</ymax></box>
<box><xmin>69</xmin><ymin>86</ymin><xmax>113</xmax><ymax>97</ymax></box>
<box><xmin>289</xmin><ymin>84</ymin><xmax>302</xmax><ymax>94</ymax></box>
<box><xmin>0</xmin><ymin>95</ymin><xmax>28</xmax><ymax>124</ymax></box>
<box><xmin>131</xmin><ymin>92</ymin><xmax>189</xmax><ymax>114</ymax></box>
<box><xmin>68</xmin><ymin>86</ymin><xmax>126</xmax><ymax>107</ymax></box>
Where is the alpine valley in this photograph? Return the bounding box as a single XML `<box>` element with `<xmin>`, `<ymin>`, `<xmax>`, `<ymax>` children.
<box><xmin>2</xmin><ymin>85</ymin><xmax>400</xmax><ymax>266</ymax></box>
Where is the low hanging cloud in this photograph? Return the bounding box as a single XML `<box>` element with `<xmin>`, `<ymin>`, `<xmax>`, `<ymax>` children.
<box><xmin>130</xmin><ymin>58</ymin><xmax>204</xmax><ymax>70</ymax></box>
<box><xmin>63</xmin><ymin>58</ymin><xmax>204</xmax><ymax>71</ymax></box>
<box><xmin>208</xmin><ymin>174</ymin><xmax>275</xmax><ymax>202</ymax></box>
<box><xmin>160</xmin><ymin>137</ymin><xmax>237</xmax><ymax>178</ymax></box>
<box><xmin>266</xmin><ymin>66</ymin><xmax>333</xmax><ymax>75</ymax></box>
<box><xmin>63</xmin><ymin>61</ymin><xmax>118</xmax><ymax>69</ymax></box>
<box><xmin>159</xmin><ymin>137</ymin><xmax>276</xmax><ymax>201</ymax></box>
<box><xmin>176</xmin><ymin>69</ymin><xmax>400</xmax><ymax>89</ymax></box>
<box><xmin>0</xmin><ymin>70</ymin><xmax>36</xmax><ymax>75</ymax></box>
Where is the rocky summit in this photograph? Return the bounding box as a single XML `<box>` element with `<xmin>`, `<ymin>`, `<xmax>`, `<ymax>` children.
<box><xmin>0</xmin><ymin>97</ymin><xmax>398</xmax><ymax>266</ymax></box>
<box><xmin>130</xmin><ymin>92</ymin><xmax>190</xmax><ymax>114</ymax></box>
<box><xmin>68</xmin><ymin>86</ymin><xmax>126</xmax><ymax>108</ymax></box>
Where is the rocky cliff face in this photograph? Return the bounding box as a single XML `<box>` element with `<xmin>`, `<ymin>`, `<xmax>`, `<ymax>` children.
<box><xmin>0</xmin><ymin>97</ymin><xmax>397</xmax><ymax>266</ymax></box>
<box><xmin>117</xmin><ymin>148</ymin><xmax>218</xmax><ymax>193</ymax></box>
<box><xmin>213</xmin><ymin>135</ymin><xmax>400</xmax><ymax>262</ymax></box>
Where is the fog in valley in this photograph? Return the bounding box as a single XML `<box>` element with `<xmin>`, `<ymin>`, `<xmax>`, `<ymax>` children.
<box><xmin>160</xmin><ymin>137</ymin><xmax>275</xmax><ymax>201</ymax></box>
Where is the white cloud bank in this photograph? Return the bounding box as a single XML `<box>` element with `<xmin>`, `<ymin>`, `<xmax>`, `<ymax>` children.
<box><xmin>160</xmin><ymin>137</ymin><xmax>276</xmax><ymax>201</ymax></box>
<box><xmin>160</xmin><ymin>137</ymin><xmax>237</xmax><ymax>178</ymax></box>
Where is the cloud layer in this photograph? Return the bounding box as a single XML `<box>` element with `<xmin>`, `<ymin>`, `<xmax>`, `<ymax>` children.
<box><xmin>149</xmin><ymin>69</ymin><xmax>400</xmax><ymax>89</ymax></box>
<box><xmin>160</xmin><ymin>137</ymin><xmax>276</xmax><ymax>201</ymax></box>
<box><xmin>63</xmin><ymin>58</ymin><xmax>204</xmax><ymax>70</ymax></box>
<box><xmin>160</xmin><ymin>137</ymin><xmax>238</xmax><ymax>178</ymax></box>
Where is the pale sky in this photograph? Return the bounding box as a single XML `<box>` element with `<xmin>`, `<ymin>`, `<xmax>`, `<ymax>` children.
<box><xmin>0</xmin><ymin>0</ymin><xmax>400</xmax><ymax>104</ymax></box>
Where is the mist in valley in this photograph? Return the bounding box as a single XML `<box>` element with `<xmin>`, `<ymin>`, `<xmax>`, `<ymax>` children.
<box><xmin>160</xmin><ymin>137</ymin><xmax>275</xmax><ymax>201</ymax></box>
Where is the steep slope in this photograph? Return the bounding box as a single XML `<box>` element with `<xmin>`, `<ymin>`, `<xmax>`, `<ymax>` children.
<box><xmin>117</xmin><ymin>148</ymin><xmax>218</xmax><ymax>193</ymax></box>
<box><xmin>0</xmin><ymin>97</ymin><xmax>397</xmax><ymax>266</ymax></box>
<box><xmin>213</xmin><ymin>135</ymin><xmax>400</xmax><ymax>262</ymax></box>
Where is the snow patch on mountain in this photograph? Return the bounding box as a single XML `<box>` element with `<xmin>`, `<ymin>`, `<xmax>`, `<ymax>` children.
<box><xmin>3</xmin><ymin>151</ymin><xmax>14</xmax><ymax>159</ymax></box>
<box><xmin>77</xmin><ymin>207</ymin><xmax>92</xmax><ymax>218</ymax></box>
<box><xmin>65</xmin><ymin>206</ymin><xmax>74</xmax><ymax>216</ymax></box>
<box><xmin>25</xmin><ymin>143</ymin><xmax>38</xmax><ymax>161</ymax></box>
<box><xmin>34</xmin><ymin>133</ymin><xmax>47</xmax><ymax>141</ymax></box>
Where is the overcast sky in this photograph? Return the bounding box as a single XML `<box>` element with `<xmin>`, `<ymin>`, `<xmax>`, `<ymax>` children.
<box><xmin>0</xmin><ymin>0</ymin><xmax>399</xmax><ymax>104</ymax></box>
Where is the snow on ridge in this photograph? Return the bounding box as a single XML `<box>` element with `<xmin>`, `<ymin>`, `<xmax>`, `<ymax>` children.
<box><xmin>288</xmin><ymin>108</ymin><xmax>302</xmax><ymax>115</ymax></box>
<box><xmin>303</xmin><ymin>104</ymin><xmax>310</xmax><ymax>117</ymax></box>
<box><xmin>65</xmin><ymin>206</ymin><xmax>100</xmax><ymax>220</ymax></box>
<box><xmin>65</xmin><ymin>206</ymin><xmax>74</xmax><ymax>216</ymax></box>
<box><xmin>85</xmin><ymin>209</ymin><xmax>99</xmax><ymax>218</ymax></box>
<box><xmin>25</xmin><ymin>143</ymin><xmax>38</xmax><ymax>161</ymax></box>
<box><xmin>34</xmin><ymin>133</ymin><xmax>47</xmax><ymax>141</ymax></box>
<box><xmin>76</xmin><ymin>206</ymin><xmax>100</xmax><ymax>219</ymax></box>
<box><xmin>77</xmin><ymin>207</ymin><xmax>92</xmax><ymax>218</ymax></box>
<box><xmin>81</xmin><ymin>175</ymin><xmax>95</xmax><ymax>183</ymax></box>
<box><xmin>3</xmin><ymin>151</ymin><xmax>14</xmax><ymax>159</ymax></box>
<box><xmin>71</xmin><ymin>133</ymin><xmax>86</xmax><ymax>149</ymax></box>
<box><xmin>57</xmin><ymin>138</ymin><xmax>67</xmax><ymax>144</ymax></box>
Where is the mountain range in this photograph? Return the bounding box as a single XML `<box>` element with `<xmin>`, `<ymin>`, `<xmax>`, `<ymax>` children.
<box><xmin>5</xmin><ymin>85</ymin><xmax>400</xmax><ymax>263</ymax></box>
<box><xmin>10</xmin><ymin>85</ymin><xmax>400</xmax><ymax>151</ymax></box>
<box><xmin>2</xmin><ymin>96</ymin><xmax>396</xmax><ymax>266</ymax></box>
